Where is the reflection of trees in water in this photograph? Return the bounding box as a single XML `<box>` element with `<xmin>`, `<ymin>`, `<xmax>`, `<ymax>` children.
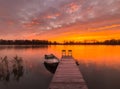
<box><xmin>0</xmin><ymin>45</ymin><xmax>48</xmax><ymax>50</ymax></box>
<box><xmin>0</xmin><ymin>56</ymin><xmax>24</xmax><ymax>82</ymax></box>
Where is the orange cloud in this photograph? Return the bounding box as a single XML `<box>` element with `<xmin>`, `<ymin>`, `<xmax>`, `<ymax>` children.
<box><xmin>7</xmin><ymin>21</ymin><xmax>15</xmax><ymax>25</ymax></box>
<box><xmin>87</xmin><ymin>24</ymin><xmax>120</xmax><ymax>31</ymax></box>
<box><xmin>45</xmin><ymin>13</ymin><xmax>60</xmax><ymax>19</ymax></box>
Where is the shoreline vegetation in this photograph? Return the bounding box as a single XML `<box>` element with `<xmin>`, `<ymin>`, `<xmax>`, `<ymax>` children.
<box><xmin>0</xmin><ymin>56</ymin><xmax>24</xmax><ymax>81</ymax></box>
<box><xmin>0</xmin><ymin>39</ymin><xmax>120</xmax><ymax>45</ymax></box>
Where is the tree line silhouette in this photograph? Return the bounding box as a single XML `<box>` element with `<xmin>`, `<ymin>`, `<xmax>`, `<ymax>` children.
<box><xmin>0</xmin><ymin>39</ymin><xmax>52</xmax><ymax>45</ymax></box>
<box><xmin>63</xmin><ymin>39</ymin><xmax>120</xmax><ymax>45</ymax></box>
<box><xmin>0</xmin><ymin>39</ymin><xmax>120</xmax><ymax>45</ymax></box>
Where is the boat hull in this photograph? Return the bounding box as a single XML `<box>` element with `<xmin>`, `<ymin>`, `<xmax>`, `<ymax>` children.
<box><xmin>44</xmin><ymin>62</ymin><xmax>58</xmax><ymax>73</ymax></box>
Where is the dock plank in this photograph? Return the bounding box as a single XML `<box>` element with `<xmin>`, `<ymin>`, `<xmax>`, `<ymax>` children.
<box><xmin>48</xmin><ymin>56</ymin><xmax>88</xmax><ymax>89</ymax></box>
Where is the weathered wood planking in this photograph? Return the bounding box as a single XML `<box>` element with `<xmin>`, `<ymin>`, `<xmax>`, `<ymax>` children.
<box><xmin>48</xmin><ymin>56</ymin><xmax>88</xmax><ymax>89</ymax></box>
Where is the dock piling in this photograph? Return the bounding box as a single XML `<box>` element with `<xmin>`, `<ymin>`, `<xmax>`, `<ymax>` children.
<box><xmin>62</xmin><ymin>50</ymin><xmax>66</xmax><ymax>57</ymax></box>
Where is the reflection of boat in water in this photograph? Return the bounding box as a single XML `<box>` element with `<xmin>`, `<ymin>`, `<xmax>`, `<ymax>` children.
<box><xmin>44</xmin><ymin>54</ymin><xmax>59</xmax><ymax>73</ymax></box>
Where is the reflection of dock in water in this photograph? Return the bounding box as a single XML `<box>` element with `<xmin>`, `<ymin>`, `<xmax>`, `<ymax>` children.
<box><xmin>48</xmin><ymin>50</ymin><xmax>88</xmax><ymax>89</ymax></box>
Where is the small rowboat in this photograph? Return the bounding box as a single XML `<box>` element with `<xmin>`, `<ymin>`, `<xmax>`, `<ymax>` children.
<box><xmin>44</xmin><ymin>54</ymin><xmax>59</xmax><ymax>73</ymax></box>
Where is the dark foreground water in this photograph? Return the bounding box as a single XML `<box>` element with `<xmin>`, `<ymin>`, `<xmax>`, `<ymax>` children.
<box><xmin>0</xmin><ymin>45</ymin><xmax>120</xmax><ymax>89</ymax></box>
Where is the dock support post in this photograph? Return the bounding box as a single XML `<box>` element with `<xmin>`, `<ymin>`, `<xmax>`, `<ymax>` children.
<box><xmin>68</xmin><ymin>50</ymin><xmax>72</xmax><ymax>56</ymax></box>
<box><xmin>62</xmin><ymin>50</ymin><xmax>66</xmax><ymax>57</ymax></box>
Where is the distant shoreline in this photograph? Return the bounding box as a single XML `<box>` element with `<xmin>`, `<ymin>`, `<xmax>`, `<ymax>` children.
<box><xmin>0</xmin><ymin>39</ymin><xmax>120</xmax><ymax>45</ymax></box>
<box><xmin>0</xmin><ymin>44</ymin><xmax>120</xmax><ymax>46</ymax></box>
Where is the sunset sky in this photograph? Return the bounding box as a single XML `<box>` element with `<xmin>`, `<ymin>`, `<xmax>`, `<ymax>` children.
<box><xmin>0</xmin><ymin>0</ymin><xmax>120</xmax><ymax>42</ymax></box>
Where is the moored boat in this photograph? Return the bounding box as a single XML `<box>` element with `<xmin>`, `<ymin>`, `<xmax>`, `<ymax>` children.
<box><xmin>44</xmin><ymin>54</ymin><xmax>59</xmax><ymax>64</ymax></box>
<box><xmin>44</xmin><ymin>54</ymin><xmax>59</xmax><ymax>73</ymax></box>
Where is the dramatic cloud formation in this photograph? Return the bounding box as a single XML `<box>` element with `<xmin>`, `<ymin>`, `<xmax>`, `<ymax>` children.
<box><xmin>0</xmin><ymin>0</ymin><xmax>120</xmax><ymax>41</ymax></box>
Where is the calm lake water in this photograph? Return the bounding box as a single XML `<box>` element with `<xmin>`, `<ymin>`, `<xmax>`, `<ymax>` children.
<box><xmin>0</xmin><ymin>45</ymin><xmax>120</xmax><ymax>89</ymax></box>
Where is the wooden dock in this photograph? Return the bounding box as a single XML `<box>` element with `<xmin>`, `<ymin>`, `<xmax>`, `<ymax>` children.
<box><xmin>48</xmin><ymin>50</ymin><xmax>88</xmax><ymax>89</ymax></box>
